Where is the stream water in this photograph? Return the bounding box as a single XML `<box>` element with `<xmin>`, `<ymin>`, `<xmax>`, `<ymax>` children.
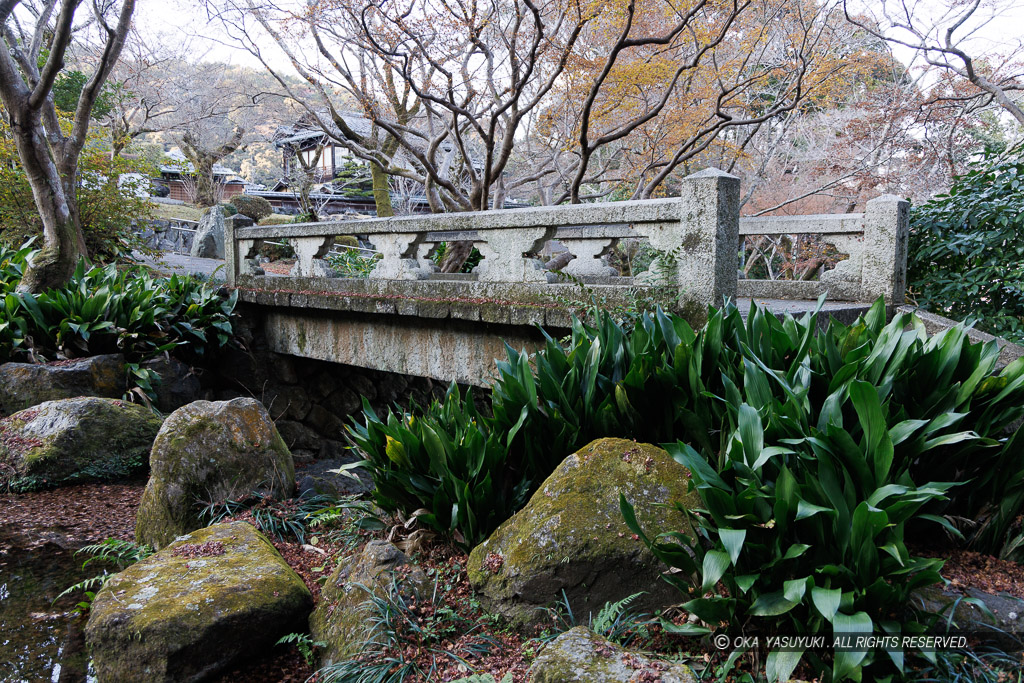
<box><xmin>0</xmin><ymin>533</ymin><xmax>94</xmax><ymax>683</ymax></box>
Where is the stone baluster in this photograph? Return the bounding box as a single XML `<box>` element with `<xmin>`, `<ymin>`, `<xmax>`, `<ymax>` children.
<box><xmin>859</xmin><ymin>194</ymin><xmax>910</xmax><ymax>304</ymax></box>
<box><xmin>638</xmin><ymin>168</ymin><xmax>740</xmax><ymax>310</ymax></box>
<box><xmin>368</xmin><ymin>233</ymin><xmax>430</xmax><ymax>280</ymax></box>
<box><xmin>237</xmin><ymin>239</ymin><xmax>264</xmax><ymax>276</ymax></box>
<box><xmin>817</xmin><ymin>234</ymin><xmax>863</xmax><ymax>301</ymax></box>
<box><xmin>290</xmin><ymin>236</ymin><xmax>334</xmax><ymax>277</ymax></box>
<box><xmin>473</xmin><ymin>227</ymin><xmax>552</xmax><ymax>283</ymax></box>
<box><xmin>560</xmin><ymin>238</ymin><xmax>617</xmax><ymax>277</ymax></box>
<box><xmin>416</xmin><ymin>242</ymin><xmax>439</xmax><ymax>274</ymax></box>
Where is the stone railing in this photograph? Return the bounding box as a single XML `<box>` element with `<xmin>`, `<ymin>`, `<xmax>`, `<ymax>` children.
<box><xmin>737</xmin><ymin>196</ymin><xmax>910</xmax><ymax>303</ymax></box>
<box><xmin>226</xmin><ymin>168</ymin><xmax>910</xmax><ymax>308</ymax></box>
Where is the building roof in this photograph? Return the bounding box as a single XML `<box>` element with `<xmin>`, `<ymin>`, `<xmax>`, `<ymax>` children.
<box><xmin>158</xmin><ymin>149</ymin><xmax>243</xmax><ymax>181</ymax></box>
<box><xmin>273</xmin><ymin>112</ymin><xmax>484</xmax><ymax>171</ymax></box>
<box><xmin>274</xmin><ymin>112</ymin><xmax>372</xmax><ymax>147</ymax></box>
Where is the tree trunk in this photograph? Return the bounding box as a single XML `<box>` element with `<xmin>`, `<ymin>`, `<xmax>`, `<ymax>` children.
<box><xmin>439</xmin><ymin>240</ymin><xmax>474</xmax><ymax>274</ymax></box>
<box><xmin>9</xmin><ymin>115</ymin><xmax>87</xmax><ymax>291</ymax></box>
<box><xmin>299</xmin><ymin>178</ymin><xmax>316</xmax><ymax>220</ymax></box>
<box><xmin>179</xmin><ymin>128</ymin><xmax>244</xmax><ymax>207</ymax></box>
<box><xmin>193</xmin><ymin>158</ymin><xmax>218</xmax><ymax>207</ymax></box>
<box><xmin>370</xmin><ymin>162</ymin><xmax>394</xmax><ymax>218</ymax></box>
<box><xmin>0</xmin><ymin>0</ymin><xmax>135</xmax><ymax>293</ymax></box>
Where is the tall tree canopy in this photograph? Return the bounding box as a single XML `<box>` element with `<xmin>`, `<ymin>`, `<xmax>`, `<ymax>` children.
<box><xmin>212</xmin><ymin>0</ymin><xmax>864</xmax><ymax>212</ymax></box>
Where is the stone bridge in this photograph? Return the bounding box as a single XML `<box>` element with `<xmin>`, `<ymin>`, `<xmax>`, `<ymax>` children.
<box><xmin>225</xmin><ymin>169</ymin><xmax>909</xmax><ymax>386</ymax></box>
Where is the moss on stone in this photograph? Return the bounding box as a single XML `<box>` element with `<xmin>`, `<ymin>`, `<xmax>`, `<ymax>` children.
<box><xmin>85</xmin><ymin>521</ymin><xmax>312</xmax><ymax>683</ymax></box>
<box><xmin>0</xmin><ymin>355</ymin><xmax>126</xmax><ymax>415</ymax></box>
<box><xmin>135</xmin><ymin>398</ymin><xmax>295</xmax><ymax>549</ymax></box>
<box><xmin>0</xmin><ymin>397</ymin><xmax>163</xmax><ymax>491</ymax></box>
<box><xmin>309</xmin><ymin>540</ymin><xmax>430</xmax><ymax>665</ymax></box>
<box><xmin>467</xmin><ymin>438</ymin><xmax>699</xmax><ymax>627</ymax></box>
<box><xmin>528</xmin><ymin>627</ymin><xmax>696</xmax><ymax>682</ymax></box>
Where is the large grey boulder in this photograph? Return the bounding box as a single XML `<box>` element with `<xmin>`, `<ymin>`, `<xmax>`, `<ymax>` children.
<box><xmin>913</xmin><ymin>584</ymin><xmax>1024</xmax><ymax>647</ymax></box>
<box><xmin>467</xmin><ymin>438</ymin><xmax>698</xmax><ymax>626</ymax></box>
<box><xmin>140</xmin><ymin>356</ymin><xmax>202</xmax><ymax>413</ymax></box>
<box><xmin>0</xmin><ymin>397</ymin><xmax>163</xmax><ymax>491</ymax></box>
<box><xmin>190</xmin><ymin>208</ymin><xmax>226</xmax><ymax>259</ymax></box>
<box><xmin>528</xmin><ymin>627</ymin><xmax>696</xmax><ymax>682</ymax></box>
<box><xmin>0</xmin><ymin>354</ymin><xmax>126</xmax><ymax>415</ymax></box>
<box><xmin>135</xmin><ymin>398</ymin><xmax>295</xmax><ymax>549</ymax></box>
<box><xmin>310</xmin><ymin>540</ymin><xmax>430</xmax><ymax>665</ymax></box>
<box><xmin>86</xmin><ymin>521</ymin><xmax>312</xmax><ymax>683</ymax></box>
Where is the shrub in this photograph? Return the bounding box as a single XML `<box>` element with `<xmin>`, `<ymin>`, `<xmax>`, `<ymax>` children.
<box><xmin>232</xmin><ymin>195</ymin><xmax>274</xmax><ymax>222</ymax></box>
<box><xmin>259</xmin><ymin>239</ymin><xmax>295</xmax><ymax>261</ymax></box>
<box><xmin>1</xmin><ymin>118</ymin><xmax>153</xmax><ymax>261</ymax></box>
<box><xmin>908</xmin><ymin>147</ymin><xmax>1024</xmax><ymax>344</ymax></box>
<box><xmin>0</xmin><ymin>250</ymin><xmax>238</xmax><ymax>364</ymax></box>
<box><xmin>622</xmin><ymin>388</ymin><xmax>957</xmax><ymax>681</ymax></box>
<box><xmin>0</xmin><ymin>241</ymin><xmax>31</xmax><ymax>294</ymax></box>
<box><xmin>257</xmin><ymin>215</ymin><xmax>293</xmax><ymax>226</ymax></box>
<box><xmin>327</xmin><ymin>249</ymin><xmax>380</xmax><ymax>279</ymax></box>
<box><xmin>617</xmin><ymin>298</ymin><xmax>1024</xmax><ymax>678</ymax></box>
<box><xmin>348</xmin><ymin>299</ymin><xmax>1024</xmax><ymax>679</ymax></box>
<box><xmin>220</xmin><ymin>203</ymin><xmax>237</xmax><ymax>217</ymax></box>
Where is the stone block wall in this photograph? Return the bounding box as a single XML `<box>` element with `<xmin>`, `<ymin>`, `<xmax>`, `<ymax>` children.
<box><xmin>200</xmin><ymin>307</ymin><xmax>469</xmax><ymax>463</ymax></box>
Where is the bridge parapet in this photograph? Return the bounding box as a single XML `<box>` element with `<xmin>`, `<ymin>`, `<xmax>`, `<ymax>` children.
<box><xmin>226</xmin><ymin>167</ymin><xmax>909</xmax><ymax>310</ymax></box>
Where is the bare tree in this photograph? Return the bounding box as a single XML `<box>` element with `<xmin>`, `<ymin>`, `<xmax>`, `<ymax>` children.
<box><xmin>282</xmin><ymin>139</ymin><xmax>323</xmax><ymax>219</ymax></box>
<box><xmin>100</xmin><ymin>32</ymin><xmax>196</xmax><ymax>158</ymax></box>
<box><xmin>163</xmin><ymin>60</ymin><xmax>266</xmax><ymax>207</ymax></box>
<box><xmin>177</xmin><ymin>126</ymin><xmax>245</xmax><ymax>207</ymax></box>
<box><xmin>0</xmin><ymin>0</ymin><xmax>136</xmax><ymax>291</ymax></box>
<box><xmin>564</xmin><ymin>0</ymin><xmax>859</xmax><ymax>201</ymax></box>
<box><xmin>208</xmin><ymin>0</ymin><xmax>846</xmax><ymax>276</ymax></box>
<box><xmin>210</xmin><ymin>0</ymin><xmax>600</xmax><ymax>215</ymax></box>
<box><xmin>844</xmin><ymin>0</ymin><xmax>1024</xmax><ymax>126</ymax></box>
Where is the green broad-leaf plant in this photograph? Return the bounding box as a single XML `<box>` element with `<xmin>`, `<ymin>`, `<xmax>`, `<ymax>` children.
<box><xmin>346</xmin><ymin>386</ymin><xmax>531</xmax><ymax>549</ymax></box>
<box><xmin>622</xmin><ymin>299</ymin><xmax>1024</xmax><ymax>681</ymax></box>
<box><xmin>1</xmin><ymin>245</ymin><xmax>238</xmax><ymax>364</ymax></box>
<box><xmin>351</xmin><ymin>297</ymin><xmax>1024</xmax><ymax>572</ymax></box>
<box><xmin>908</xmin><ymin>146</ymin><xmax>1024</xmax><ymax>345</ymax></box>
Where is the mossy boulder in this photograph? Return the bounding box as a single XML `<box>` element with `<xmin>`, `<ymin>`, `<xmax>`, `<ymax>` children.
<box><xmin>310</xmin><ymin>540</ymin><xmax>430</xmax><ymax>665</ymax></box>
<box><xmin>85</xmin><ymin>521</ymin><xmax>312</xmax><ymax>683</ymax></box>
<box><xmin>913</xmin><ymin>584</ymin><xmax>1024</xmax><ymax>648</ymax></box>
<box><xmin>468</xmin><ymin>438</ymin><xmax>698</xmax><ymax>626</ymax></box>
<box><xmin>135</xmin><ymin>398</ymin><xmax>295</xmax><ymax>549</ymax></box>
<box><xmin>0</xmin><ymin>354</ymin><xmax>126</xmax><ymax>415</ymax></box>
<box><xmin>0</xmin><ymin>397</ymin><xmax>162</xmax><ymax>491</ymax></box>
<box><xmin>528</xmin><ymin>627</ymin><xmax>696</xmax><ymax>682</ymax></box>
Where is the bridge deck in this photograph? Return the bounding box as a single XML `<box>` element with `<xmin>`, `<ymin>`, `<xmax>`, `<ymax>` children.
<box><xmin>234</xmin><ymin>274</ymin><xmax>875</xmax><ymax>386</ymax></box>
<box><xmin>234</xmin><ymin>274</ymin><xmax>874</xmax><ymax>328</ymax></box>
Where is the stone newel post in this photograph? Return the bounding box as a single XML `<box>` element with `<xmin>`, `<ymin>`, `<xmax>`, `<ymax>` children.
<box><xmin>223</xmin><ymin>216</ymin><xmax>237</xmax><ymax>287</ymax></box>
<box><xmin>860</xmin><ymin>194</ymin><xmax>911</xmax><ymax>304</ymax></box>
<box><xmin>642</xmin><ymin>168</ymin><xmax>741</xmax><ymax>310</ymax></box>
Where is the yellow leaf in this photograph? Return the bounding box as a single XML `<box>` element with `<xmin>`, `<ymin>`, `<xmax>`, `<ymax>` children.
<box><xmin>385</xmin><ymin>435</ymin><xmax>409</xmax><ymax>467</ymax></box>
